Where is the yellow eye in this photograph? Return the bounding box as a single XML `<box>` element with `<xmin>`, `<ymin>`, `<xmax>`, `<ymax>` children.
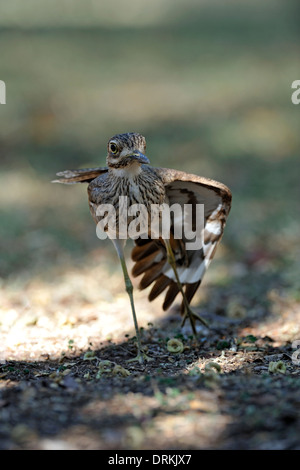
<box><xmin>109</xmin><ymin>142</ymin><xmax>119</xmax><ymax>154</ymax></box>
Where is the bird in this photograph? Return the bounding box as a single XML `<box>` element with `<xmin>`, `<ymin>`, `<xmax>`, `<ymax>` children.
<box><xmin>53</xmin><ymin>132</ymin><xmax>232</xmax><ymax>363</ymax></box>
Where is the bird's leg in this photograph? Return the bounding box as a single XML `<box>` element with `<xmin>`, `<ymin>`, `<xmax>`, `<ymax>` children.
<box><xmin>164</xmin><ymin>239</ymin><xmax>209</xmax><ymax>336</ymax></box>
<box><xmin>112</xmin><ymin>239</ymin><xmax>152</xmax><ymax>363</ymax></box>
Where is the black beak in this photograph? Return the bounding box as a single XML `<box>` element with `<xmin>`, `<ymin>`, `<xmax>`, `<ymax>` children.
<box><xmin>130</xmin><ymin>151</ymin><xmax>150</xmax><ymax>165</ymax></box>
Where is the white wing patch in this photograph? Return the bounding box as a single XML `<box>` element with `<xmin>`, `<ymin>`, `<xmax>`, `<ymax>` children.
<box><xmin>162</xmin><ymin>198</ymin><xmax>227</xmax><ymax>285</ymax></box>
<box><xmin>163</xmin><ymin>255</ymin><xmax>207</xmax><ymax>284</ymax></box>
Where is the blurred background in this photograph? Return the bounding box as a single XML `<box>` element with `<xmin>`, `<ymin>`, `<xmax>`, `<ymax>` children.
<box><xmin>0</xmin><ymin>0</ymin><xmax>299</xmax><ymax>354</ymax></box>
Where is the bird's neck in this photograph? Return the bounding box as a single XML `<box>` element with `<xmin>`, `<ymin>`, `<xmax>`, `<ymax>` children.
<box><xmin>109</xmin><ymin>163</ymin><xmax>143</xmax><ymax>179</ymax></box>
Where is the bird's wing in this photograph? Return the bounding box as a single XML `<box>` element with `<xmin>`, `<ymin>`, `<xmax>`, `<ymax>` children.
<box><xmin>52</xmin><ymin>167</ymin><xmax>108</xmax><ymax>184</ymax></box>
<box><xmin>131</xmin><ymin>168</ymin><xmax>232</xmax><ymax>312</ymax></box>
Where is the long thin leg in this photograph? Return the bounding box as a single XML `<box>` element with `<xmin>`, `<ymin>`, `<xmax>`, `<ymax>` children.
<box><xmin>112</xmin><ymin>239</ymin><xmax>152</xmax><ymax>363</ymax></box>
<box><xmin>164</xmin><ymin>239</ymin><xmax>208</xmax><ymax>336</ymax></box>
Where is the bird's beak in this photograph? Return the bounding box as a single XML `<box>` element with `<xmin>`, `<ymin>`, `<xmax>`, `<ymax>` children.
<box><xmin>130</xmin><ymin>151</ymin><xmax>150</xmax><ymax>165</ymax></box>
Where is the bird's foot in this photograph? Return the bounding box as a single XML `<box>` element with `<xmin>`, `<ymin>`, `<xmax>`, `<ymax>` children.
<box><xmin>181</xmin><ymin>307</ymin><xmax>209</xmax><ymax>336</ymax></box>
<box><xmin>127</xmin><ymin>350</ymin><xmax>153</xmax><ymax>364</ymax></box>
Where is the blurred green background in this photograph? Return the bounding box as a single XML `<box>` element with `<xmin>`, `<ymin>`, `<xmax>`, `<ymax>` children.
<box><xmin>0</xmin><ymin>0</ymin><xmax>299</xmax><ymax>299</ymax></box>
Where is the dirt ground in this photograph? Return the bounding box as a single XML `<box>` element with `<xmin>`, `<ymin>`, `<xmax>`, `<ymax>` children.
<box><xmin>1</xmin><ymin>250</ymin><xmax>300</xmax><ymax>450</ymax></box>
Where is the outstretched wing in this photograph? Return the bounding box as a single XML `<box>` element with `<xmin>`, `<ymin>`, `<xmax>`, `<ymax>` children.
<box><xmin>131</xmin><ymin>168</ymin><xmax>232</xmax><ymax>313</ymax></box>
<box><xmin>52</xmin><ymin>167</ymin><xmax>108</xmax><ymax>184</ymax></box>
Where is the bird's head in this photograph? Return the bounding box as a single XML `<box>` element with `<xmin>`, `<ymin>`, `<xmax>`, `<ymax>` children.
<box><xmin>106</xmin><ymin>132</ymin><xmax>150</xmax><ymax>172</ymax></box>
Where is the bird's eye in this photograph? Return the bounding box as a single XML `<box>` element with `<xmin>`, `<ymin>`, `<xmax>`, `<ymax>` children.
<box><xmin>109</xmin><ymin>143</ymin><xmax>119</xmax><ymax>154</ymax></box>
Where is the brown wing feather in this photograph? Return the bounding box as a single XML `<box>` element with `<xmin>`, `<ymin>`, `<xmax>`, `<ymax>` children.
<box><xmin>131</xmin><ymin>167</ymin><xmax>232</xmax><ymax>313</ymax></box>
<box><xmin>131</xmin><ymin>239</ymin><xmax>161</xmax><ymax>262</ymax></box>
<box><xmin>148</xmin><ymin>274</ymin><xmax>171</xmax><ymax>301</ymax></box>
<box><xmin>139</xmin><ymin>259</ymin><xmax>167</xmax><ymax>290</ymax></box>
<box><xmin>52</xmin><ymin>167</ymin><xmax>108</xmax><ymax>184</ymax></box>
<box><xmin>163</xmin><ymin>282</ymin><xmax>180</xmax><ymax>311</ymax></box>
<box><xmin>132</xmin><ymin>250</ymin><xmax>164</xmax><ymax>277</ymax></box>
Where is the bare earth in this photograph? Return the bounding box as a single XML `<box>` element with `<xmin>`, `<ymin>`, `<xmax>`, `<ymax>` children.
<box><xmin>1</xmin><ymin>248</ymin><xmax>300</xmax><ymax>450</ymax></box>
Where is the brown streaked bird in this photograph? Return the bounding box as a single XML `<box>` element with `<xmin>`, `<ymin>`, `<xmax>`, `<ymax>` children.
<box><xmin>53</xmin><ymin>132</ymin><xmax>232</xmax><ymax>363</ymax></box>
